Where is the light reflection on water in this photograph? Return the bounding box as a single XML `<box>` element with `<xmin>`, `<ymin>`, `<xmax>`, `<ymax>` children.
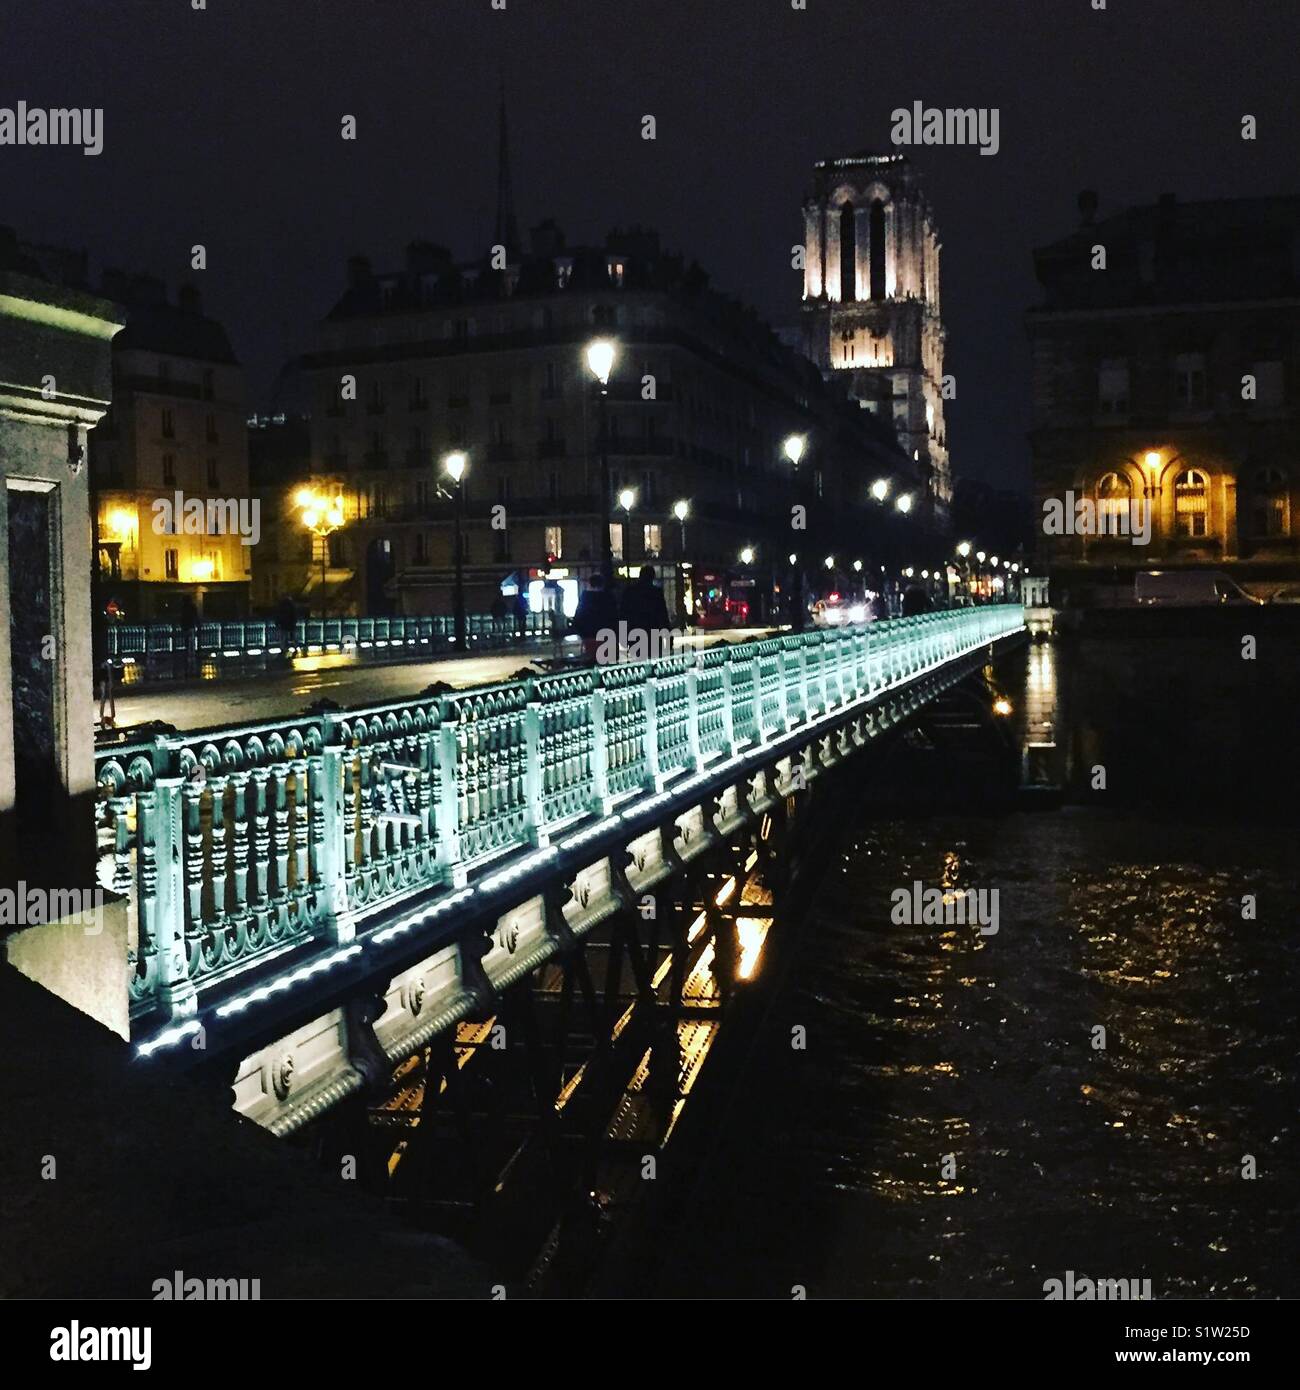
<box><xmin>654</xmin><ymin>636</ymin><xmax>1298</xmax><ymax>1299</ymax></box>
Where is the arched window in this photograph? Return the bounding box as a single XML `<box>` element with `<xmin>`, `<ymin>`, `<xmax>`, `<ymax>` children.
<box><xmin>1252</xmin><ymin>467</ymin><xmax>1289</xmax><ymax>538</ymax></box>
<box><xmin>839</xmin><ymin>202</ymin><xmax>856</xmax><ymax>303</ymax></box>
<box><xmin>1096</xmin><ymin>471</ymin><xmax>1132</xmax><ymax>533</ymax></box>
<box><xmin>1174</xmin><ymin>468</ymin><xmax>1210</xmax><ymax>538</ymax></box>
<box><xmin>869</xmin><ymin>200</ymin><xmax>887</xmax><ymax>301</ymax></box>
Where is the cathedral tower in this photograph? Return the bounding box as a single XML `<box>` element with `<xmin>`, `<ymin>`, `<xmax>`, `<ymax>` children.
<box><xmin>799</xmin><ymin>151</ymin><xmax>952</xmax><ymax>520</ymax></box>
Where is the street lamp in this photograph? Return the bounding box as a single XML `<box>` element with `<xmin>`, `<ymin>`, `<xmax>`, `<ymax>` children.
<box><xmin>298</xmin><ymin>487</ymin><xmax>346</xmax><ymax>618</ymax></box>
<box><xmin>871</xmin><ymin>478</ymin><xmax>890</xmax><ymax>502</ymax></box>
<box><xmin>672</xmin><ymin>499</ymin><xmax>690</xmax><ymax>626</ymax></box>
<box><xmin>895</xmin><ymin>493</ymin><xmax>913</xmax><ymax>514</ymax></box>
<box><xmin>444</xmin><ymin>450</ymin><xmax>468</xmax><ymax>648</ymax></box>
<box><xmin>956</xmin><ymin>540</ymin><xmax>971</xmax><ymax>558</ymax></box>
<box><xmin>740</xmin><ymin>546</ymin><xmax>755</xmax><ymax>566</ymax></box>
<box><xmin>783</xmin><ymin>435</ymin><xmax>807</xmax><ymax>631</ymax></box>
<box><xmin>783</xmin><ymin>434</ymin><xmax>805</xmax><ymax>466</ymax></box>
<box><xmin>586</xmin><ymin>338</ymin><xmax>617</xmax><ymax>582</ymax></box>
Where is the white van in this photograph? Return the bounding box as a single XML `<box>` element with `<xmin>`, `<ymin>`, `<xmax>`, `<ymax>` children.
<box><xmin>1134</xmin><ymin>570</ymin><xmax>1263</xmax><ymax>606</ymax></box>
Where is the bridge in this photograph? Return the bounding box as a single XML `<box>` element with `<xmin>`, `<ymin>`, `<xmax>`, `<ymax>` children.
<box><xmin>94</xmin><ymin>603</ymin><xmax>1025</xmax><ymax>1136</ymax></box>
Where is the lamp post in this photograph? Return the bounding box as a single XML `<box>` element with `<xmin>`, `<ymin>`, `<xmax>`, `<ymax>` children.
<box><xmin>297</xmin><ymin>487</ymin><xmax>345</xmax><ymax>618</ymax></box>
<box><xmin>586</xmin><ymin>339</ymin><xmax>617</xmax><ymax>582</ymax></box>
<box><xmin>618</xmin><ymin>486</ymin><xmax>636</xmax><ymax>576</ymax></box>
<box><xmin>783</xmin><ymin>434</ymin><xmax>806</xmax><ymax>630</ymax></box>
<box><xmin>444</xmin><ymin>450</ymin><xmax>468</xmax><ymax>648</ymax></box>
<box><xmin>673</xmin><ymin>498</ymin><xmax>690</xmax><ymax>625</ymax></box>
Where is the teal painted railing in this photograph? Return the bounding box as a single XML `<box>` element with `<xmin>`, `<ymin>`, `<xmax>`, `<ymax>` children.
<box><xmin>95</xmin><ymin>604</ymin><xmax>1023</xmax><ymax>1021</ymax></box>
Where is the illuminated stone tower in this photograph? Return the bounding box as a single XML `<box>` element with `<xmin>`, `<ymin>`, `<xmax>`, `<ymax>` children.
<box><xmin>799</xmin><ymin>151</ymin><xmax>952</xmax><ymax>519</ymax></box>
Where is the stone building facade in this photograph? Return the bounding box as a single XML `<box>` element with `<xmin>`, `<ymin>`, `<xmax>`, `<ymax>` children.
<box><xmin>1027</xmin><ymin>191</ymin><xmax>1300</xmax><ymax>599</ymax></box>
<box><xmin>89</xmin><ymin>276</ymin><xmax>252</xmax><ymax>620</ymax></box>
<box><xmin>296</xmin><ymin>224</ymin><xmax>935</xmax><ymax>620</ymax></box>
<box><xmin>795</xmin><ymin>151</ymin><xmax>952</xmax><ymax>525</ymax></box>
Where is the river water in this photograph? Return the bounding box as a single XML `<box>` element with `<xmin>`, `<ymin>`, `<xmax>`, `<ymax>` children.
<box><xmin>636</xmin><ymin>632</ymin><xmax>1300</xmax><ymax>1299</ymax></box>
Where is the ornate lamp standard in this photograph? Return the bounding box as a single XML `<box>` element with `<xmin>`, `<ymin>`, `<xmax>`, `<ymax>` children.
<box><xmin>783</xmin><ymin>434</ymin><xmax>806</xmax><ymax>630</ymax></box>
<box><xmin>443</xmin><ymin>450</ymin><xmax>468</xmax><ymax>647</ymax></box>
<box><xmin>672</xmin><ymin>497</ymin><xmax>690</xmax><ymax>623</ymax></box>
<box><xmin>296</xmin><ymin>487</ymin><xmax>345</xmax><ymax>618</ymax></box>
<box><xmin>618</xmin><ymin>486</ymin><xmax>636</xmax><ymax>575</ymax></box>
<box><xmin>586</xmin><ymin>339</ymin><xmax>617</xmax><ymax>582</ymax></box>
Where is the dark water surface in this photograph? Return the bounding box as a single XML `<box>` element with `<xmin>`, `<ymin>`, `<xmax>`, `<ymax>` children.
<box><xmin>643</xmin><ymin>638</ymin><xmax>1300</xmax><ymax>1299</ymax></box>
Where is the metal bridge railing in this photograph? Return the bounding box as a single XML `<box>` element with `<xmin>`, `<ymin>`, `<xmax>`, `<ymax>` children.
<box><xmin>102</xmin><ymin>612</ymin><xmax>551</xmax><ymax>670</ymax></box>
<box><xmin>94</xmin><ymin>604</ymin><xmax>1024</xmax><ymax>1022</ymax></box>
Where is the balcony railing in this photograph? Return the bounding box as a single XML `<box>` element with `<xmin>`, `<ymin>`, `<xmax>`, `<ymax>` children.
<box><xmin>95</xmin><ymin>605</ymin><xmax>1024</xmax><ymax>1026</ymax></box>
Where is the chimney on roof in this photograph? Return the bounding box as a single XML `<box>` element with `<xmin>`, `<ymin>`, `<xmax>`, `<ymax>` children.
<box><xmin>405</xmin><ymin>241</ymin><xmax>450</xmax><ymax>276</ymax></box>
<box><xmin>177</xmin><ymin>282</ymin><xmax>202</xmax><ymax>315</ymax></box>
<box><xmin>346</xmin><ymin>255</ymin><xmax>372</xmax><ymax>290</ymax></box>
<box><xmin>1077</xmin><ymin>190</ymin><xmax>1098</xmax><ymax>226</ymax></box>
<box><xmin>529</xmin><ymin>219</ymin><xmax>565</xmax><ymax>257</ymax></box>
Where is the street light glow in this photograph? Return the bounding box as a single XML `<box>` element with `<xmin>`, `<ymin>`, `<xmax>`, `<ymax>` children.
<box><xmin>618</xmin><ymin>487</ymin><xmax>636</xmax><ymax>511</ymax></box>
<box><xmin>824</xmin><ymin>555</ymin><xmax>834</xmax><ymax>569</ymax></box>
<box><xmin>1144</xmin><ymin>450</ymin><xmax>1161</xmax><ymax>470</ymax></box>
<box><xmin>740</xmin><ymin>546</ymin><xmax>755</xmax><ymax>565</ymax></box>
<box><xmin>586</xmin><ymin>338</ymin><xmax>616</xmax><ymax>386</ymax></box>
<box><xmin>788</xmin><ymin>552</ymin><xmax>797</xmax><ymax>565</ymax></box>
<box><xmin>853</xmin><ymin>559</ymin><xmax>863</xmax><ymax>572</ymax></box>
<box><xmin>976</xmin><ymin>551</ymin><xmax>987</xmax><ymax>563</ymax></box>
<box><xmin>783</xmin><ymin>434</ymin><xmax>805</xmax><ymax>464</ymax></box>
<box><xmin>673</xmin><ymin>498</ymin><xmax>689</xmax><ymax>521</ymax></box>
<box><xmin>444</xmin><ymin>450</ymin><xmax>468</xmax><ymax>483</ymax></box>
<box><xmin>956</xmin><ymin>540</ymin><xmax>972</xmax><ymax>558</ymax></box>
<box><xmin>895</xmin><ymin>493</ymin><xmax>912</xmax><ymax>513</ymax></box>
<box><xmin>871</xmin><ymin>478</ymin><xmax>890</xmax><ymax>501</ymax></box>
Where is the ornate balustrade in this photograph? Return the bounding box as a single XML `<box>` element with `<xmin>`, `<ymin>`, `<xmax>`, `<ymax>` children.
<box><xmin>95</xmin><ymin>604</ymin><xmax>1024</xmax><ymax>1025</ymax></box>
<box><xmin>102</xmin><ymin>611</ymin><xmax>550</xmax><ymax>666</ymax></box>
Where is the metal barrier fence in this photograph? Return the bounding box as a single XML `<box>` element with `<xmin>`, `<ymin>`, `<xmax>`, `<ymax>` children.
<box><xmin>94</xmin><ymin>604</ymin><xmax>1024</xmax><ymax>1022</ymax></box>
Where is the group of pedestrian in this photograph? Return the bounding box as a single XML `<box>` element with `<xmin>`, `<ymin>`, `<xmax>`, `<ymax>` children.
<box><xmin>572</xmin><ymin>565</ymin><xmax>673</xmax><ymax>662</ymax></box>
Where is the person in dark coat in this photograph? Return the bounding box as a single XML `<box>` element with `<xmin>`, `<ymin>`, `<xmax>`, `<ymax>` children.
<box><xmin>901</xmin><ymin>585</ymin><xmax>932</xmax><ymax>616</ymax></box>
<box><xmin>513</xmin><ymin>588</ymin><xmax>529</xmax><ymax>637</ymax></box>
<box><xmin>619</xmin><ymin>565</ymin><xmax>671</xmax><ymax>655</ymax></box>
<box><xmin>573</xmin><ymin>573</ymin><xmax>619</xmax><ymax>662</ymax></box>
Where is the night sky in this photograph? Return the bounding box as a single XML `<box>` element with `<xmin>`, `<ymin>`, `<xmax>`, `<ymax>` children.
<box><xmin>4</xmin><ymin>0</ymin><xmax>1298</xmax><ymax>489</ymax></box>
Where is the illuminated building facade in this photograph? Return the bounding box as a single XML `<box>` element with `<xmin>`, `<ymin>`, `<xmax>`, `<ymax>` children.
<box><xmin>796</xmin><ymin>150</ymin><xmax>952</xmax><ymax>524</ymax></box>
<box><xmin>89</xmin><ymin>275</ymin><xmax>251</xmax><ymax>619</ymax></box>
<box><xmin>1028</xmin><ymin>191</ymin><xmax>1300</xmax><ymax>597</ymax></box>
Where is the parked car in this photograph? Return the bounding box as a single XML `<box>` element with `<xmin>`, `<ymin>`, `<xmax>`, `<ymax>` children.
<box><xmin>811</xmin><ymin>593</ymin><xmax>868</xmax><ymax>627</ymax></box>
<box><xmin>1134</xmin><ymin>570</ymin><xmax>1264</xmax><ymax>606</ymax></box>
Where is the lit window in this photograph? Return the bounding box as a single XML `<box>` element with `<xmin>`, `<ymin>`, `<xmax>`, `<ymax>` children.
<box><xmin>643</xmin><ymin>524</ymin><xmax>662</xmax><ymax>557</ymax></box>
<box><xmin>1096</xmin><ymin>471</ymin><xmax>1132</xmax><ymax>533</ymax></box>
<box><xmin>610</xmin><ymin>522</ymin><xmax>624</xmax><ymax>561</ymax></box>
<box><xmin>1097</xmin><ymin>359</ymin><xmax>1129</xmax><ymax>415</ymax></box>
<box><xmin>1172</xmin><ymin>354</ymin><xmax>1207</xmax><ymax>409</ymax></box>
<box><xmin>545</xmin><ymin>525</ymin><xmax>563</xmax><ymax>559</ymax></box>
<box><xmin>1174</xmin><ymin>468</ymin><xmax>1210</xmax><ymax>537</ymax></box>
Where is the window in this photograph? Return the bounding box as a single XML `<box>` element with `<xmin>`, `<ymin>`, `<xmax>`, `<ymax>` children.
<box><xmin>206</xmin><ymin>458</ymin><xmax>218</xmax><ymax>488</ymax></box>
<box><xmin>1096</xmin><ymin>471</ymin><xmax>1132</xmax><ymax>532</ymax></box>
<box><xmin>1252</xmin><ymin>467</ymin><xmax>1288</xmax><ymax>537</ymax></box>
<box><xmin>1097</xmin><ymin>359</ymin><xmax>1129</xmax><ymax>415</ymax></box>
<box><xmin>869</xmin><ymin>200</ymin><xmax>887</xmax><ymax>301</ymax></box>
<box><xmin>494</xmin><ymin>529</ymin><xmax>511</xmax><ymax>562</ymax></box>
<box><xmin>545</xmin><ymin>525</ymin><xmax>563</xmax><ymax>560</ymax></box>
<box><xmin>414</xmin><ymin>532</ymin><xmax>429</xmax><ymax>565</ymax></box>
<box><xmin>497</xmin><ymin>476</ymin><xmax>511</xmax><ymax>502</ymax></box>
<box><xmin>162</xmin><ymin>453</ymin><xmax>176</xmax><ymax>487</ymax></box>
<box><xmin>643</xmin><ymin>523</ymin><xmax>662</xmax><ymax>557</ymax></box>
<box><xmin>206</xmin><ymin>413</ymin><xmax>218</xmax><ymax>443</ymax></box>
<box><xmin>367</xmin><ymin>381</ymin><xmax>385</xmax><ymax>413</ymax></box>
<box><xmin>202</xmin><ymin>368</ymin><xmax>214</xmax><ymax>401</ymax></box>
<box><xmin>161</xmin><ymin>409</ymin><xmax>175</xmax><ymax>439</ymax></box>
<box><xmin>609</xmin><ymin>522</ymin><xmax>624</xmax><ymax>561</ymax></box>
<box><xmin>607</xmin><ymin>259</ymin><xmax>626</xmax><ymax>288</ymax></box>
<box><xmin>1174</xmin><ymin>468</ymin><xmax>1210</xmax><ymax>537</ymax></box>
<box><xmin>165</xmin><ymin>548</ymin><xmax>178</xmax><ymax>579</ymax></box>
<box><xmin>1172</xmin><ymin>354</ymin><xmax>1207</xmax><ymax>410</ymax></box>
<box><xmin>409</xmin><ymin>376</ymin><xmax>427</xmax><ymax>410</ymax></box>
<box><xmin>548</xmin><ymin>470</ymin><xmax>560</xmax><ymax>503</ymax></box>
<box><xmin>1250</xmin><ymin>361</ymin><xmax>1284</xmax><ymax>410</ymax></box>
<box><xmin>839</xmin><ymin>202</ymin><xmax>856</xmax><ymax>302</ymax></box>
<box><xmin>543</xmin><ymin>361</ymin><xmax>559</xmax><ymax>398</ymax></box>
